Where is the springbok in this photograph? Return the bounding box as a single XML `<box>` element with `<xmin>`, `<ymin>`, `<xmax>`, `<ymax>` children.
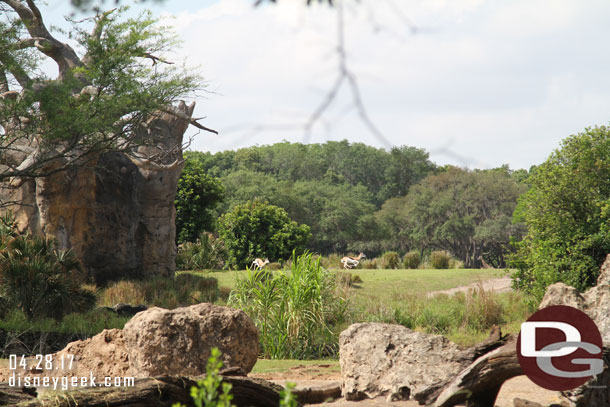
<box><xmin>251</xmin><ymin>257</ymin><xmax>270</xmax><ymax>270</ymax></box>
<box><xmin>341</xmin><ymin>253</ymin><xmax>366</xmax><ymax>269</ymax></box>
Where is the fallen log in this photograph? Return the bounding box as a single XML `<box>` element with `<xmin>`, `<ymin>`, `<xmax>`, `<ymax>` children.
<box><xmin>427</xmin><ymin>335</ymin><xmax>522</xmax><ymax>407</ymax></box>
<box><xmin>2</xmin><ymin>375</ymin><xmax>287</xmax><ymax>407</ymax></box>
<box><xmin>425</xmin><ymin>337</ymin><xmax>610</xmax><ymax>407</ymax></box>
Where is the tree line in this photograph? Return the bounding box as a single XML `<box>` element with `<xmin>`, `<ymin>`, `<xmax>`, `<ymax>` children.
<box><xmin>176</xmin><ymin>141</ymin><xmax>530</xmax><ymax>269</ymax></box>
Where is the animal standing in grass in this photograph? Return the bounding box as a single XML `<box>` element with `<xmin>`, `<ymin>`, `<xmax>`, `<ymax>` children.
<box><xmin>251</xmin><ymin>258</ymin><xmax>270</xmax><ymax>270</ymax></box>
<box><xmin>341</xmin><ymin>253</ymin><xmax>366</xmax><ymax>269</ymax></box>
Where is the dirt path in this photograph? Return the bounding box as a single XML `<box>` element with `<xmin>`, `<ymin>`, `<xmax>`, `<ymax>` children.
<box><xmin>427</xmin><ymin>275</ymin><xmax>512</xmax><ymax>297</ymax></box>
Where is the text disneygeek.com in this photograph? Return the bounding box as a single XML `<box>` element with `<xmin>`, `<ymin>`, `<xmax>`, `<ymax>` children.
<box><xmin>8</xmin><ymin>373</ymin><xmax>135</xmax><ymax>390</ymax></box>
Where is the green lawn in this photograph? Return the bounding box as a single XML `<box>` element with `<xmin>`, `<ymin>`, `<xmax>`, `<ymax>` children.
<box><xmin>190</xmin><ymin>268</ymin><xmax>508</xmax><ymax>297</ymax></box>
<box><xmin>350</xmin><ymin>268</ymin><xmax>507</xmax><ymax>302</ymax></box>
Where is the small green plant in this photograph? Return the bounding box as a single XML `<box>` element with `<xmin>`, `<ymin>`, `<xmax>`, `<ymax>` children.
<box><xmin>280</xmin><ymin>382</ymin><xmax>298</xmax><ymax>407</ymax></box>
<box><xmin>430</xmin><ymin>251</ymin><xmax>451</xmax><ymax>269</ymax></box>
<box><xmin>381</xmin><ymin>251</ymin><xmax>400</xmax><ymax>269</ymax></box>
<box><xmin>403</xmin><ymin>251</ymin><xmax>421</xmax><ymax>269</ymax></box>
<box><xmin>173</xmin><ymin>347</ymin><xmax>235</xmax><ymax>407</ymax></box>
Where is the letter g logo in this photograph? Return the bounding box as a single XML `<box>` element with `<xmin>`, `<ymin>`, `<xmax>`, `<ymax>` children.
<box><xmin>517</xmin><ymin>305</ymin><xmax>604</xmax><ymax>391</ymax></box>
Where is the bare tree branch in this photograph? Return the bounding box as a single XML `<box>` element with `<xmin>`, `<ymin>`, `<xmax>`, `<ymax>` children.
<box><xmin>159</xmin><ymin>106</ymin><xmax>218</xmax><ymax>134</ymax></box>
<box><xmin>0</xmin><ymin>0</ymin><xmax>82</xmax><ymax>76</ymax></box>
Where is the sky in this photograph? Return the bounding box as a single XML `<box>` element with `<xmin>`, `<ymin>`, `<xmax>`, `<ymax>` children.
<box><xmin>37</xmin><ymin>0</ymin><xmax>610</xmax><ymax>169</ymax></box>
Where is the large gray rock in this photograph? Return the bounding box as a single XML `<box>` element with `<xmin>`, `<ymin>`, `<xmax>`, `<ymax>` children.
<box><xmin>339</xmin><ymin>323</ymin><xmax>472</xmax><ymax>402</ymax></box>
<box><xmin>123</xmin><ymin>303</ymin><xmax>260</xmax><ymax>377</ymax></box>
<box><xmin>12</xmin><ymin>303</ymin><xmax>260</xmax><ymax>381</ymax></box>
<box><xmin>539</xmin><ymin>283</ymin><xmax>610</xmax><ymax>343</ymax></box>
<box><xmin>597</xmin><ymin>254</ymin><xmax>610</xmax><ymax>286</ymax></box>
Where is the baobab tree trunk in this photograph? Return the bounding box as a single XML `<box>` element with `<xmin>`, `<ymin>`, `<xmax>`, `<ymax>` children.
<box><xmin>0</xmin><ymin>0</ymin><xmax>216</xmax><ymax>285</ymax></box>
<box><xmin>2</xmin><ymin>103</ymin><xmax>194</xmax><ymax>284</ymax></box>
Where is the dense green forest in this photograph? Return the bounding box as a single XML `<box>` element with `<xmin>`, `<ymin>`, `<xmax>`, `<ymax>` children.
<box><xmin>176</xmin><ymin>140</ymin><xmax>529</xmax><ymax>268</ymax></box>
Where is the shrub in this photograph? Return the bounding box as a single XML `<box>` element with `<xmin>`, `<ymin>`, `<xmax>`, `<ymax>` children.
<box><xmin>0</xmin><ymin>235</ymin><xmax>96</xmax><ymax>320</ymax></box>
<box><xmin>381</xmin><ymin>251</ymin><xmax>400</xmax><ymax>269</ymax></box>
<box><xmin>403</xmin><ymin>251</ymin><xmax>421</xmax><ymax>269</ymax></box>
<box><xmin>229</xmin><ymin>251</ymin><xmax>348</xmax><ymax>359</ymax></box>
<box><xmin>449</xmin><ymin>258</ymin><xmax>464</xmax><ymax>269</ymax></box>
<box><xmin>318</xmin><ymin>253</ymin><xmax>341</xmax><ymax>269</ymax></box>
<box><xmin>175</xmin><ymin>158</ymin><xmax>225</xmax><ymax>245</ymax></box>
<box><xmin>511</xmin><ymin>126</ymin><xmax>610</xmax><ymax>299</ymax></box>
<box><xmin>218</xmin><ymin>200</ymin><xmax>310</xmax><ymax>269</ymax></box>
<box><xmin>430</xmin><ymin>251</ymin><xmax>451</xmax><ymax>269</ymax></box>
<box><xmin>360</xmin><ymin>258</ymin><xmax>378</xmax><ymax>269</ymax></box>
<box><xmin>176</xmin><ymin>232</ymin><xmax>226</xmax><ymax>271</ymax></box>
<box><xmin>266</xmin><ymin>262</ymin><xmax>282</xmax><ymax>270</ymax></box>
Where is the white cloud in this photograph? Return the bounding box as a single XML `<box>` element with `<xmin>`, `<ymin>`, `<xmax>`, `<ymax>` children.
<box><xmin>40</xmin><ymin>0</ymin><xmax>610</xmax><ymax>169</ymax></box>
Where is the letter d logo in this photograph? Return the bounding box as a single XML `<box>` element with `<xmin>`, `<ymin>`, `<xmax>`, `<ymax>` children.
<box><xmin>517</xmin><ymin>305</ymin><xmax>603</xmax><ymax>391</ymax></box>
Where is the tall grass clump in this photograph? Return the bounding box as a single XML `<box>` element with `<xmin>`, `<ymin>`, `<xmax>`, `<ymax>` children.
<box><xmin>356</xmin><ymin>288</ymin><xmax>533</xmax><ymax>346</ymax></box>
<box><xmin>430</xmin><ymin>251</ymin><xmax>451</xmax><ymax>269</ymax></box>
<box><xmin>381</xmin><ymin>251</ymin><xmax>400</xmax><ymax>269</ymax></box>
<box><xmin>317</xmin><ymin>253</ymin><xmax>341</xmax><ymax>269</ymax></box>
<box><xmin>176</xmin><ymin>232</ymin><xmax>226</xmax><ymax>271</ymax></box>
<box><xmin>99</xmin><ymin>273</ymin><xmax>218</xmax><ymax>309</ymax></box>
<box><xmin>229</xmin><ymin>251</ymin><xmax>349</xmax><ymax>359</ymax></box>
<box><xmin>403</xmin><ymin>251</ymin><xmax>421</xmax><ymax>269</ymax></box>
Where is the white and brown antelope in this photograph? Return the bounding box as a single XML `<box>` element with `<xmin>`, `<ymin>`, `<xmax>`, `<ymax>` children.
<box><xmin>340</xmin><ymin>253</ymin><xmax>366</xmax><ymax>269</ymax></box>
<box><xmin>251</xmin><ymin>257</ymin><xmax>270</xmax><ymax>270</ymax></box>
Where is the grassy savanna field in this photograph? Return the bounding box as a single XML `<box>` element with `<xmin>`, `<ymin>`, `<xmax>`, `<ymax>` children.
<box><xmin>189</xmin><ymin>265</ymin><xmax>529</xmax><ymax>354</ymax></box>
<box><xmin>190</xmin><ymin>266</ymin><xmax>528</xmax><ymax>375</ymax></box>
<box><xmin>193</xmin><ymin>267</ymin><xmax>507</xmax><ymax>295</ymax></box>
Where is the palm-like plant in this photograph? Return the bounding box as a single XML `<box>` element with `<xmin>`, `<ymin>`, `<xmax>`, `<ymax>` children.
<box><xmin>0</xmin><ymin>233</ymin><xmax>96</xmax><ymax>320</ymax></box>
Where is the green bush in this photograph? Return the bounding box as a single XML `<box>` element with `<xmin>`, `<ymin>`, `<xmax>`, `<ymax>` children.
<box><xmin>175</xmin><ymin>157</ymin><xmax>225</xmax><ymax>245</ymax></box>
<box><xmin>360</xmin><ymin>258</ymin><xmax>378</xmax><ymax>269</ymax></box>
<box><xmin>430</xmin><ymin>251</ymin><xmax>451</xmax><ymax>269</ymax></box>
<box><xmin>318</xmin><ymin>253</ymin><xmax>341</xmax><ymax>269</ymax></box>
<box><xmin>511</xmin><ymin>126</ymin><xmax>610</xmax><ymax>299</ymax></box>
<box><xmin>176</xmin><ymin>232</ymin><xmax>226</xmax><ymax>270</ymax></box>
<box><xmin>403</xmin><ymin>251</ymin><xmax>421</xmax><ymax>269</ymax></box>
<box><xmin>0</xmin><ymin>234</ymin><xmax>96</xmax><ymax>320</ymax></box>
<box><xmin>381</xmin><ymin>251</ymin><xmax>400</xmax><ymax>269</ymax></box>
<box><xmin>218</xmin><ymin>200</ymin><xmax>310</xmax><ymax>269</ymax></box>
<box><xmin>229</xmin><ymin>252</ymin><xmax>348</xmax><ymax>359</ymax></box>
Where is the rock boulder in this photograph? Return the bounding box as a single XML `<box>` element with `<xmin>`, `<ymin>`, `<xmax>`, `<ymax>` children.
<box><xmin>122</xmin><ymin>303</ymin><xmax>259</xmax><ymax>376</ymax></box>
<box><xmin>339</xmin><ymin>323</ymin><xmax>473</xmax><ymax>402</ymax></box>
<box><xmin>17</xmin><ymin>303</ymin><xmax>259</xmax><ymax>381</ymax></box>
